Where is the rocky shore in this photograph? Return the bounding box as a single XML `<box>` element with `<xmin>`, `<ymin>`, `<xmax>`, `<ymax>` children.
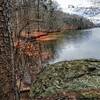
<box><xmin>30</xmin><ymin>59</ymin><xmax>100</xmax><ymax>99</ymax></box>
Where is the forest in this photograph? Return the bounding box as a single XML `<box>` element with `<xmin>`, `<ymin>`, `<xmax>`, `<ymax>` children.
<box><xmin>0</xmin><ymin>0</ymin><xmax>99</xmax><ymax>100</ymax></box>
<box><xmin>10</xmin><ymin>0</ymin><xmax>94</xmax><ymax>36</ymax></box>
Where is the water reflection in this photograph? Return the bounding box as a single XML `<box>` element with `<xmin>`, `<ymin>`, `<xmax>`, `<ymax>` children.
<box><xmin>46</xmin><ymin>28</ymin><xmax>100</xmax><ymax>63</ymax></box>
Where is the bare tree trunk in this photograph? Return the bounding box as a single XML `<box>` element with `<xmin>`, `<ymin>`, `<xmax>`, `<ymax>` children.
<box><xmin>0</xmin><ymin>0</ymin><xmax>14</xmax><ymax>99</ymax></box>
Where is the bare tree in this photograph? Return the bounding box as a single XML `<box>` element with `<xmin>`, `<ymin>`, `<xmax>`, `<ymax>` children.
<box><xmin>0</xmin><ymin>0</ymin><xmax>16</xmax><ymax>99</ymax></box>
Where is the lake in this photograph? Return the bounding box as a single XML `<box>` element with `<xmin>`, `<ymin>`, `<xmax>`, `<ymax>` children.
<box><xmin>42</xmin><ymin>28</ymin><xmax>100</xmax><ymax>63</ymax></box>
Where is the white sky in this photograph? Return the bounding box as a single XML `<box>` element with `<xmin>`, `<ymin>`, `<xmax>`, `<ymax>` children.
<box><xmin>53</xmin><ymin>0</ymin><xmax>94</xmax><ymax>12</ymax></box>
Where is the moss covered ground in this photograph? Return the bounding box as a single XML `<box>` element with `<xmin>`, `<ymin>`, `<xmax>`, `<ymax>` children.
<box><xmin>30</xmin><ymin>59</ymin><xmax>100</xmax><ymax>99</ymax></box>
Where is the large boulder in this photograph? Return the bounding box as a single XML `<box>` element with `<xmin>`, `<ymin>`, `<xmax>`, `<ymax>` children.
<box><xmin>30</xmin><ymin>59</ymin><xmax>100</xmax><ymax>99</ymax></box>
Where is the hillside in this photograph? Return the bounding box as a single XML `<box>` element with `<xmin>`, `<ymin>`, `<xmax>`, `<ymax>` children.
<box><xmin>67</xmin><ymin>6</ymin><xmax>100</xmax><ymax>25</ymax></box>
<box><xmin>62</xmin><ymin>14</ymin><xmax>94</xmax><ymax>30</ymax></box>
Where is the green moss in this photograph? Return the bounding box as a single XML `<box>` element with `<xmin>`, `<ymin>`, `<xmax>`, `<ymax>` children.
<box><xmin>30</xmin><ymin>59</ymin><xmax>100</xmax><ymax>98</ymax></box>
<box><xmin>78</xmin><ymin>92</ymin><xmax>100</xmax><ymax>100</ymax></box>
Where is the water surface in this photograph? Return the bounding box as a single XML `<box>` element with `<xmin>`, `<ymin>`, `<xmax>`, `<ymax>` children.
<box><xmin>41</xmin><ymin>28</ymin><xmax>100</xmax><ymax>63</ymax></box>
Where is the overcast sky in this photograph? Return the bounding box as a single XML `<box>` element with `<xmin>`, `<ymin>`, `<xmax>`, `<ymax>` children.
<box><xmin>53</xmin><ymin>0</ymin><xmax>99</xmax><ymax>12</ymax></box>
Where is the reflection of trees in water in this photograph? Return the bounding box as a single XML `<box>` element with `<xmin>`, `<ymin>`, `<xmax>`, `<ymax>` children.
<box><xmin>61</xmin><ymin>30</ymin><xmax>91</xmax><ymax>44</ymax></box>
<box><xmin>39</xmin><ymin>30</ymin><xmax>92</xmax><ymax>62</ymax></box>
<box><xmin>41</xmin><ymin>40</ymin><xmax>58</xmax><ymax>62</ymax></box>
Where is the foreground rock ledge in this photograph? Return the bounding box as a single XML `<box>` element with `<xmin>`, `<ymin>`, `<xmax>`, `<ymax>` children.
<box><xmin>30</xmin><ymin>59</ymin><xmax>100</xmax><ymax>99</ymax></box>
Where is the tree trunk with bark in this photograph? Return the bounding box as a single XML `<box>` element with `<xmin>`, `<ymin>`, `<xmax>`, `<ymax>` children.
<box><xmin>0</xmin><ymin>0</ymin><xmax>14</xmax><ymax>100</ymax></box>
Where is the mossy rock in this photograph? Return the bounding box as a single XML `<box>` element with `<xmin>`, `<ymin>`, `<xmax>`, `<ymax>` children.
<box><xmin>30</xmin><ymin>59</ymin><xmax>100</xmax><ymax>99</ymax></box>
<box><xmin>78</xmin><ymin>91</ymin><xmax>100</xmax><ymax>100</ymax></box>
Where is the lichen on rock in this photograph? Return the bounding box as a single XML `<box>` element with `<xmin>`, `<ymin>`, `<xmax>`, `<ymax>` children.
<box><xmin>30</xmin><ymin>59</ymin><xmax>100</xmax><ymax>99</ymax></box>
